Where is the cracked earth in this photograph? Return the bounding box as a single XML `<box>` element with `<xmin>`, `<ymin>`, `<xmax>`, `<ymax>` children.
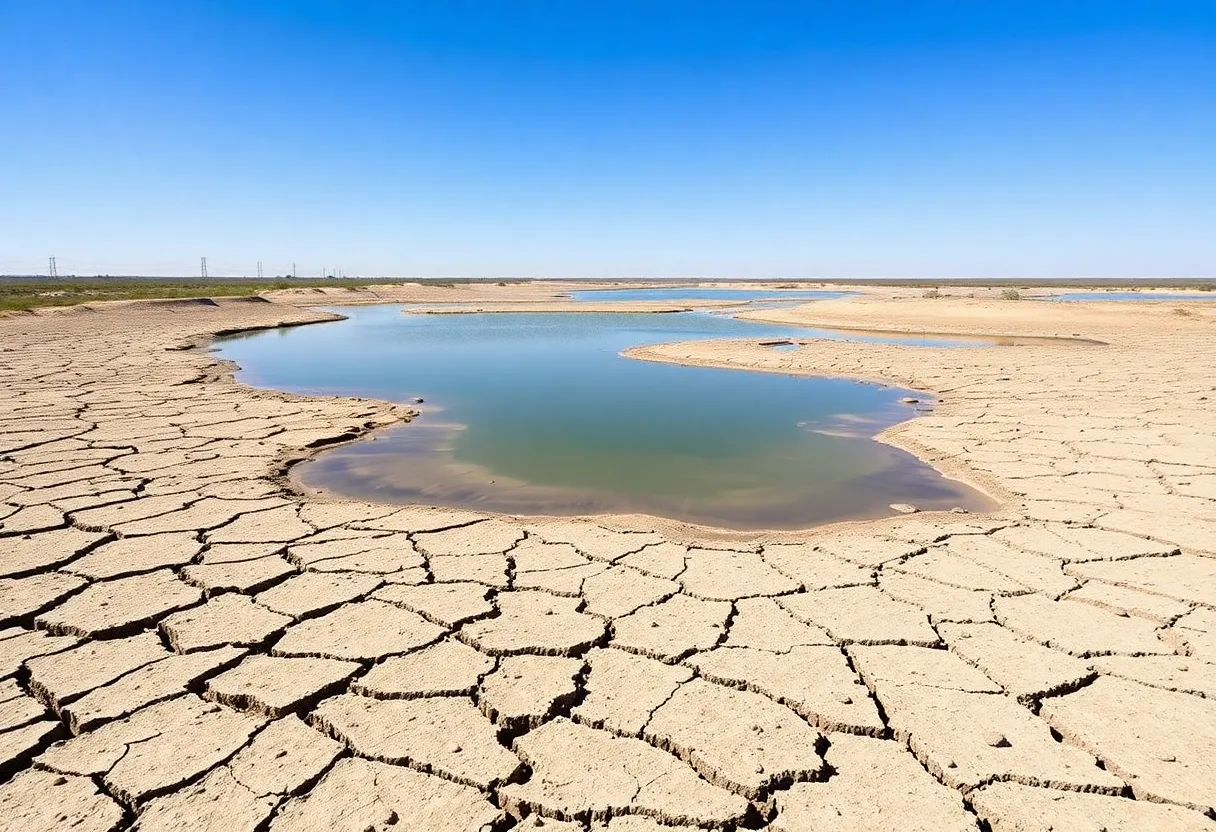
<box><xmin>1</xmin><ymin>291</ymin><xmax>1215</xmax><ymax>831</ymax></box>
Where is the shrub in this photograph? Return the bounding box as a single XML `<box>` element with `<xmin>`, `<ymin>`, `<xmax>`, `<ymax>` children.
<box><xmin>1000</xmin><ymin>289</ymin><xmax>1022</xmax><ymax>301</ymax></box>
<box><xmin>922</xmin><ymin>288</ymin><xmax>941</xmax><ymax>299</ymax></box>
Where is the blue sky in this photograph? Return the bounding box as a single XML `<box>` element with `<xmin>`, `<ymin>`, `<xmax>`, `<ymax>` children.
<box><xmin>1</xmin><ymin>1</ymin><xmax>1213</xmax><ymax>278</ymax></box>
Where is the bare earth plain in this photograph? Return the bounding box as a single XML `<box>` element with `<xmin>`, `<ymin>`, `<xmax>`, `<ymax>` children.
<box><xmin>1</xmin><ymin>282</ymin><xmax>1215</xmax><ymax>831</ymax></box>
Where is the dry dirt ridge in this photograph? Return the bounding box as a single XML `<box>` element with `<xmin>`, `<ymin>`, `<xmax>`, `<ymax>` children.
<box><xmin>0</xmin><ymin>292</ymin><xmax>1214</xmax><ymax>831</ymax></box>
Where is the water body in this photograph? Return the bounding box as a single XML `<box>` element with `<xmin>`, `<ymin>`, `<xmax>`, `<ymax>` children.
<box><xmin>570</xmin><ymin>287</ymin><xmax>852</xmax><ymax>303</ymax></box>
<box><xmin>1047</xmin><ymin>292</ymin><xmax>1215</xmax><ymax>302</ymax></box>
<box><xmin>215</xmin><ymin>306</ymin><xmax>989</xmax><ymax>529</ymax></box>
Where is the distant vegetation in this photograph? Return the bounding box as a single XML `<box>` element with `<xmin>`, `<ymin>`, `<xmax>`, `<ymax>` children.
<box><xmin>1</xmin><ymin>279</ymin><xmax>288</xmax><ymax>312</ymax></box>
<box><xmin>2</xmin><ymin>275</ymin><xmax>1213</xmax><ymax>313</ymax></box>
<box><xmin>0</xmin><ymin>277</ymin><xmax>516</xmax><ymax>312</ymax></box>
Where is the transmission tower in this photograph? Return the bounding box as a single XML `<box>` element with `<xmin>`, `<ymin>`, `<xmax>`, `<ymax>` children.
<box><xmin>200</xmin><ymin>257</ymin><xmax>208</xmax><ymax>279</ymax></box>
<box><xmin>257</xmin><ymin>261</ymin><xmax>263</xmax><ymax>280</ymax></box>
<box><xmin>292</xmin><ymin>263</ymin><xmax>297</xmax><ymax>279</ymax></box>
<box><xmin>48</xmin><ymin>256</ymin><xmax>58</xmax><ymax>278</ymax></box>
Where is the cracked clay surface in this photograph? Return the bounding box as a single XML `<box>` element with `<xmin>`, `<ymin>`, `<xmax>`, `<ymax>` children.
<box><xmin>0</xmin><ymin>291</ymin><xmax>1214</xmax><ymax>830</ymax></box>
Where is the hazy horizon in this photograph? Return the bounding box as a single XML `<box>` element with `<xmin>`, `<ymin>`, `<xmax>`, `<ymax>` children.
<box><xmin>2</xmin><ymin>1</ymin><xmax>1214</xmax><ymax>279</ymax></box>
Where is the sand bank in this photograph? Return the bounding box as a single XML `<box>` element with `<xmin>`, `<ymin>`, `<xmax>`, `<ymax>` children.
<box><xmin>1</xmin><ymin>289</ymin><xmax>1214</xmax><ymax>830</ymax></box>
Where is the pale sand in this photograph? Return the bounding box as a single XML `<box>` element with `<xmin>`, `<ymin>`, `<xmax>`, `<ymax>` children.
<box><xmin>0</xmin><ymin>287</ymin><xmax>1214</xmax><ymax>830</ymax></box>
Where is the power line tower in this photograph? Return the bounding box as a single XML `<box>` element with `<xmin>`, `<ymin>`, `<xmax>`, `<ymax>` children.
<box><xmin>48</xmin><ymin>256</ymin><xmax>58</xmax><ymax>278</ymax></box>
<box><xmin>292</xmin><ymin>263</ymin><xmax>297</xmax><ymax>279</ymax></box>
<box><xmin>200</xmin><ymin>257</ymin><xmax>208</xmax><ymax>279</ymax></box>
<box><xmin>257</xmin><ymin>261</ymin><xmax>263</xmax><ymax>280</ymax></box>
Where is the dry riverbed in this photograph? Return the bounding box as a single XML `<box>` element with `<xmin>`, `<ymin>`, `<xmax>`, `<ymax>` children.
<box><xmin>1</xmin><ymin>288</ymin><xmax>1215</xmax><ymax>830</ymax></box>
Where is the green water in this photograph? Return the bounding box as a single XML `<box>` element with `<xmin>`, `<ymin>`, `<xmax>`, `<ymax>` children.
<box><xmin>214</xmin><ymin>306</ymin><xmax>987</xmax><ymax>528</ymax></box>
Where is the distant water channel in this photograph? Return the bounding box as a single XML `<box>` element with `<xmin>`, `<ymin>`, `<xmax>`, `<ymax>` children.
<box><xmin>570</xmin><ymin>287</ymin><xmax>853</xmax><ymax>303</ymax></box>
<box><xmin>1046</xmin><ymin>292</ymin><xmax>1215</xmax><ymax>302</ymax></box>
<box><xmin>215</xmin><ymin>306</ymin><xmax>989</xmax><ymax>529</ymax></box>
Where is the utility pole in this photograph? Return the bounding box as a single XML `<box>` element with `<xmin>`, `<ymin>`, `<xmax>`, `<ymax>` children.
<box><xmin>48</xmin><ymin>256</ymin><xmax>58</xmax><ymax>278</ymax></box>
<box><xmin>257</xmin><ymin>261</ymin><xmax>263</xmax><ymax>280</ymax></box>
<box><xmin>200</xmin><ymin>257</ymin><xmax>208</xmax><ymax>279</ymax></box>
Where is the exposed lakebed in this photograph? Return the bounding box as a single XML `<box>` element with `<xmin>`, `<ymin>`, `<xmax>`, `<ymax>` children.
<box><xmin>215</xmin><ymin>305</ymin><xmax>990</xmax><ymax>529</ymax></box>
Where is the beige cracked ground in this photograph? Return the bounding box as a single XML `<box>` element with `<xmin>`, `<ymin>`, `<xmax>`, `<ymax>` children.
<box><xmin>1</xmin><ymin>285</ymin><xmax>1215</xmax><ymax>831</ymax></box>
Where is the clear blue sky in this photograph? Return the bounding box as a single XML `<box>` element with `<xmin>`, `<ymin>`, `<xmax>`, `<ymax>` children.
<box><xmin>1</xmin><ymin>1</ymin><xmax>1213</xmax><ymax>278</ymax></box>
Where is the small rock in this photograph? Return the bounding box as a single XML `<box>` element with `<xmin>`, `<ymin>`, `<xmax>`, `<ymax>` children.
<box><xmin>838</xmin><ymin>695</ymin><xmax>853</xmax><ymax>705</ymax></box>
<box><xmin>412</xmin><ymin>397</ymin><xmax>424</xmax><ymax>404</ymax></box>
<box><xmin>1160</xmin><ymin>753</ymin><xmax>1176</xmax><ymax>762</ymax></box>
<box><xmin>945</xmin><ymin>759</ymin><xmax>957</xmax><ymax>769</ymax></box>
<box><xmin>950</xmin><ymin>507</ymin><xmax>969</xmax><ymax>515</ymax></box>
<box><xmin>448</xmin><ymin>743</ymin><xmax>462</xmax><ymax>754</ymax></box>
<box><xmin>984</xmin><ymin>732</ymin><xmax>1011</xmax><ymax>748</ymax></box>
<box><xmin>899</xmin><ymin>397</ymin><xmax>920</xmax><ymax>404</ymax></box>
<box><xmin>889</xmin><ymin>503</ymin><xmax>919</xmax><ymax>514</ymax></box>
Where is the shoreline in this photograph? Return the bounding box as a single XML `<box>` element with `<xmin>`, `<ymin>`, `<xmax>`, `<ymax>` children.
<box><xmin>6</xmin><ymin>287</ymin><xmax>1211</xmax><ymax>543</ymax></box>
<box><xmin>265</xmin><ymin>303</ymin><xmax>994</xmax><ymax>538</ymax></box>
<box><xmin>621</xmin><ymin>339</ymin><xmax>1014</xmax><ymax>522</ymax></box>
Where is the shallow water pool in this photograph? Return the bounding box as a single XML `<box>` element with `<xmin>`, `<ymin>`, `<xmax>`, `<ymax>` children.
<box><xmin>215</xmin><ymin>306</ymin><xmax>988</xmax><ymax>529</ymax></box>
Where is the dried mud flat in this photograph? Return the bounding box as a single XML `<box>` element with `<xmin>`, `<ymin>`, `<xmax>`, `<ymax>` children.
<box><xmin>1</xmin><ymin>290</ymin><xmax>1215</xmax><ymax>831</ymax></box>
